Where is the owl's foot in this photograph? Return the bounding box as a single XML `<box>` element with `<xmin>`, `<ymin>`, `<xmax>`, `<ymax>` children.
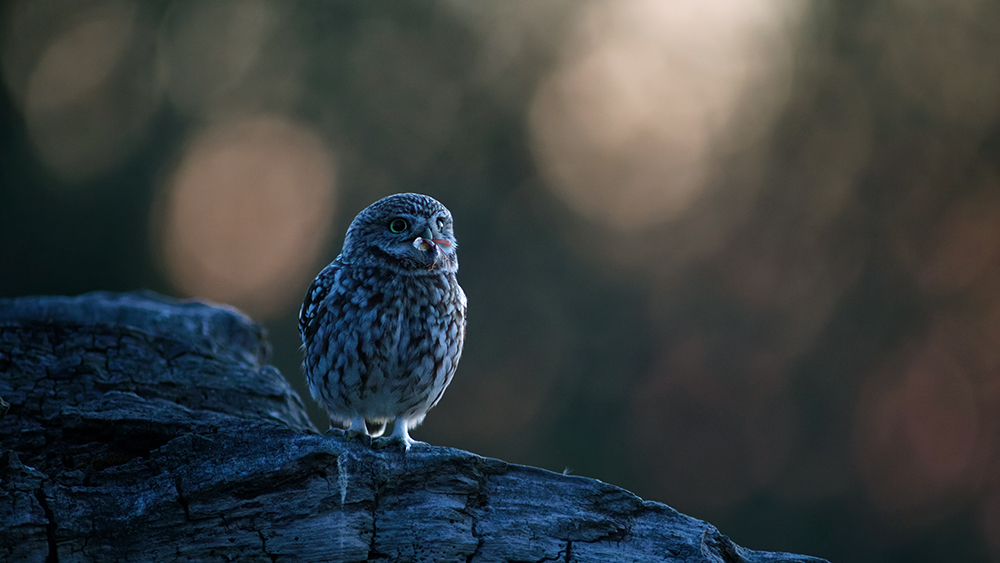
<box><xmin>344</xmin><ymin>416</ymin><xmax>372</xmax><ymax>446</ymax></box>
<box><xmin>372</xmin><ymin>420</ymin><xmax>424</xmax><ymax>451</ymax></box>
<box><xmin>372</xmin><ymin>436</ymin><xmax>420</xmax><ymax>450</ymax></box>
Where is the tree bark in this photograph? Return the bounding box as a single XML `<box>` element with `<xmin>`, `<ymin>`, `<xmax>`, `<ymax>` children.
<box><xmin>0</xmin><ymin>291</ymin><xmax>827</xmax><ymax>563</ymax></box>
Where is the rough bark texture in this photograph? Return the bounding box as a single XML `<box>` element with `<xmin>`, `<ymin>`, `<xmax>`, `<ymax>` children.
<box><xmin>0</xmin><ymin>291</ymin><xmax>828</xmax><ymax>563</ymax></box>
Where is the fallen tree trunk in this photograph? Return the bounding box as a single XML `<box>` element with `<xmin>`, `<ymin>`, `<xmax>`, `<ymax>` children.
<box><xmin>0</xmin><ymin>291</ymin><xmax>828</xmax><ymax>563</ymax></box>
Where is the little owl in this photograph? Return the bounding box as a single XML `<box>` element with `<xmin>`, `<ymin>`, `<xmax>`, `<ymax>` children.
<box><xmin>299</xmin><ymin>193</ymin><xmax>466</xmax><ymax>449</ymax></box>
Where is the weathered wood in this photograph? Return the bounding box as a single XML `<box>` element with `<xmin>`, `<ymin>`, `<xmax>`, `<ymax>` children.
<box><xmin>0</xmin><ymin>291</ymin><xmax>828</xmax><ymax>563</ymax></box>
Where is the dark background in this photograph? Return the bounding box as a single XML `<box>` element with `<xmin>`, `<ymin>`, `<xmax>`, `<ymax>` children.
<box><xmin>4</xmin><ymin>1</ymin><xmax>1000</xmax><ymax>561</ymax></box>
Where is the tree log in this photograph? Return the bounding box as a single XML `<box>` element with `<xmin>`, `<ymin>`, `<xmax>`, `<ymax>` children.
<box><xmin>0</xmin><ymin>291</ymin><xmax>828</xmax><ymax>563</ymax></box>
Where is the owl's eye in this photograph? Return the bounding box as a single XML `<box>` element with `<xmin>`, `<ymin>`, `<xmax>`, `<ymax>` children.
<box><xmin>388</xmin><ymin>218</ymin><xmax>408</xmax><ymax>233</ymax></box>
<box><xmin>436</xmin><ymin>218</ymin><xmax>445</xmax><ymax>230</ymax></box>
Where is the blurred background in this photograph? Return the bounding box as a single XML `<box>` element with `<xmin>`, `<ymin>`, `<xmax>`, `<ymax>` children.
<box><xmin>3</xmin><ymin>0</ymin><xmax>1000</xmax><ymax>560</ymax></box>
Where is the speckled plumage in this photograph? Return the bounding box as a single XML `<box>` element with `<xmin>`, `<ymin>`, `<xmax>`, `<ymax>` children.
<box><xmin>299</xmin><ymin>193</ymin><xmax>466</xmax><ymax>448</ymax></box>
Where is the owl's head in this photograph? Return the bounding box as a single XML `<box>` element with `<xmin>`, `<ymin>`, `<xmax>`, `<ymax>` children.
<box><xmin>342</xmin><ymin>193</ymin><xmax>459</xmax><ymax>274</ymax></box>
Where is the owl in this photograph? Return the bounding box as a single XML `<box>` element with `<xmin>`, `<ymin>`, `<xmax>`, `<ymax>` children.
<box><xmin>299</xmin><ymin>193</ymin><xmax>466</xmax><ymax>449</ymax></box>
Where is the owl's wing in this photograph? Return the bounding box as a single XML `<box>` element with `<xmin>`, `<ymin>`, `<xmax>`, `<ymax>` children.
<box><xmin>299</xmin><ymin>258</ymin><xmax>344</xmax><ymax>342</ymax></box>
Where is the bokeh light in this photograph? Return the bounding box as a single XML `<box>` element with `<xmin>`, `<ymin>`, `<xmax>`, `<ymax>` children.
<box><xmin>2</xmin><ymin>0</ymin><xmax>160</xmax><ymax>182</ymax></box>
<box><xmin>154</xmin><ymin>115</ymin><xmax>336</xmax><ymax>319</ymax></box>
<box><xmin>854</xmin><ymin>328</ymin><xmax>983</xmax><ymax>522</ymax></box>
<box><xmin>872</xmin><ymin>0</ymin><xmax>1000</xmax><ymax>132</ymax></box>
<box><xmin>529</xmin><ymin>0</ymin><xmax>802</xmax><ymax>231</ymax></box>
<box><xmin>157</xmin><ymin>0</ymin><xmax>280</xmax><ymax>116</ymax></box>
<box><xmin>918</xmin><ymin>187</ymin><xmax>1000</xmax><ymax>296</ymax></box>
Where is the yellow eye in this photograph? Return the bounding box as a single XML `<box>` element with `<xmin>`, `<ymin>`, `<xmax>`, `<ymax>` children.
<box><xmin>389</xmin><ymin>218</ymin><xmax>408</xmax><ymax>233</ymax></box>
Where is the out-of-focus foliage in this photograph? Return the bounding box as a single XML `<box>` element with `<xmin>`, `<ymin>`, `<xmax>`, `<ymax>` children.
<box><xmin>3</xmin><ymin>1</ymin><xmax>1000</xmax><ymax>561</ymax></box>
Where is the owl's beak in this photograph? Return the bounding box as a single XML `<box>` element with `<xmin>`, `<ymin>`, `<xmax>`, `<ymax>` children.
<box><xmin>418</xmin><ymin>226</ymin><xmax>453</xmax><ymax>248</ymax></box>
<box><xmin>410</xmin><ymin>226</ymin><xmax>454</xmax><ymax>270</ymax></box>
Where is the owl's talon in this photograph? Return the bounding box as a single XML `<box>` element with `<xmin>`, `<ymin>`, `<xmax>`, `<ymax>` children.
<box><xmin>343</xmin><ymin>416</ymin><xmax>372</xmax><ymax>444</ymax></box>
<box><xmin>344</xmin><ymin>429</ymin><xmax>372</xmax><ymax>446</ymax></box>
<box><xmin>370</xmin><ymin>437</ymin><xmax>391</xmax><ymax>450</ymax></box>
<box><xmin>371</xmin><ymin>435</ymin><xmax>424</xmax><ymax>451</ymax></box>
<box><xmin>372</xmin><ymin>419</ymin><xmax>423</xmax><ymax>451</ymax></box>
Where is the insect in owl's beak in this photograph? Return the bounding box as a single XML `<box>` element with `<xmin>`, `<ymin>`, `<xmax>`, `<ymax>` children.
<box><xmin>411</xmin><ymin>226</ymin><xmax>453</xmax><ymax>269</ymax></box>
<box><xmin>413</xmin><ymin>237</ymin><xmax>436</xmax><ymax>252</ymax></box>
<box><xmin>411</xmin><ymin>238</ymin><xmax>452</xmax><ymax>251</ymax></box>
<box><xmin>412</xmin><ymin>236</ymin><xmax>442</xmax><ymax>269</ymax></box>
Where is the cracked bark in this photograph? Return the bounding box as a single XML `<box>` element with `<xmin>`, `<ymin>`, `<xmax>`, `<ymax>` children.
<box><xmin>0</xmin><ymin>291</ymin><xmax>828</xmax><ymax>563</ymax></box>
